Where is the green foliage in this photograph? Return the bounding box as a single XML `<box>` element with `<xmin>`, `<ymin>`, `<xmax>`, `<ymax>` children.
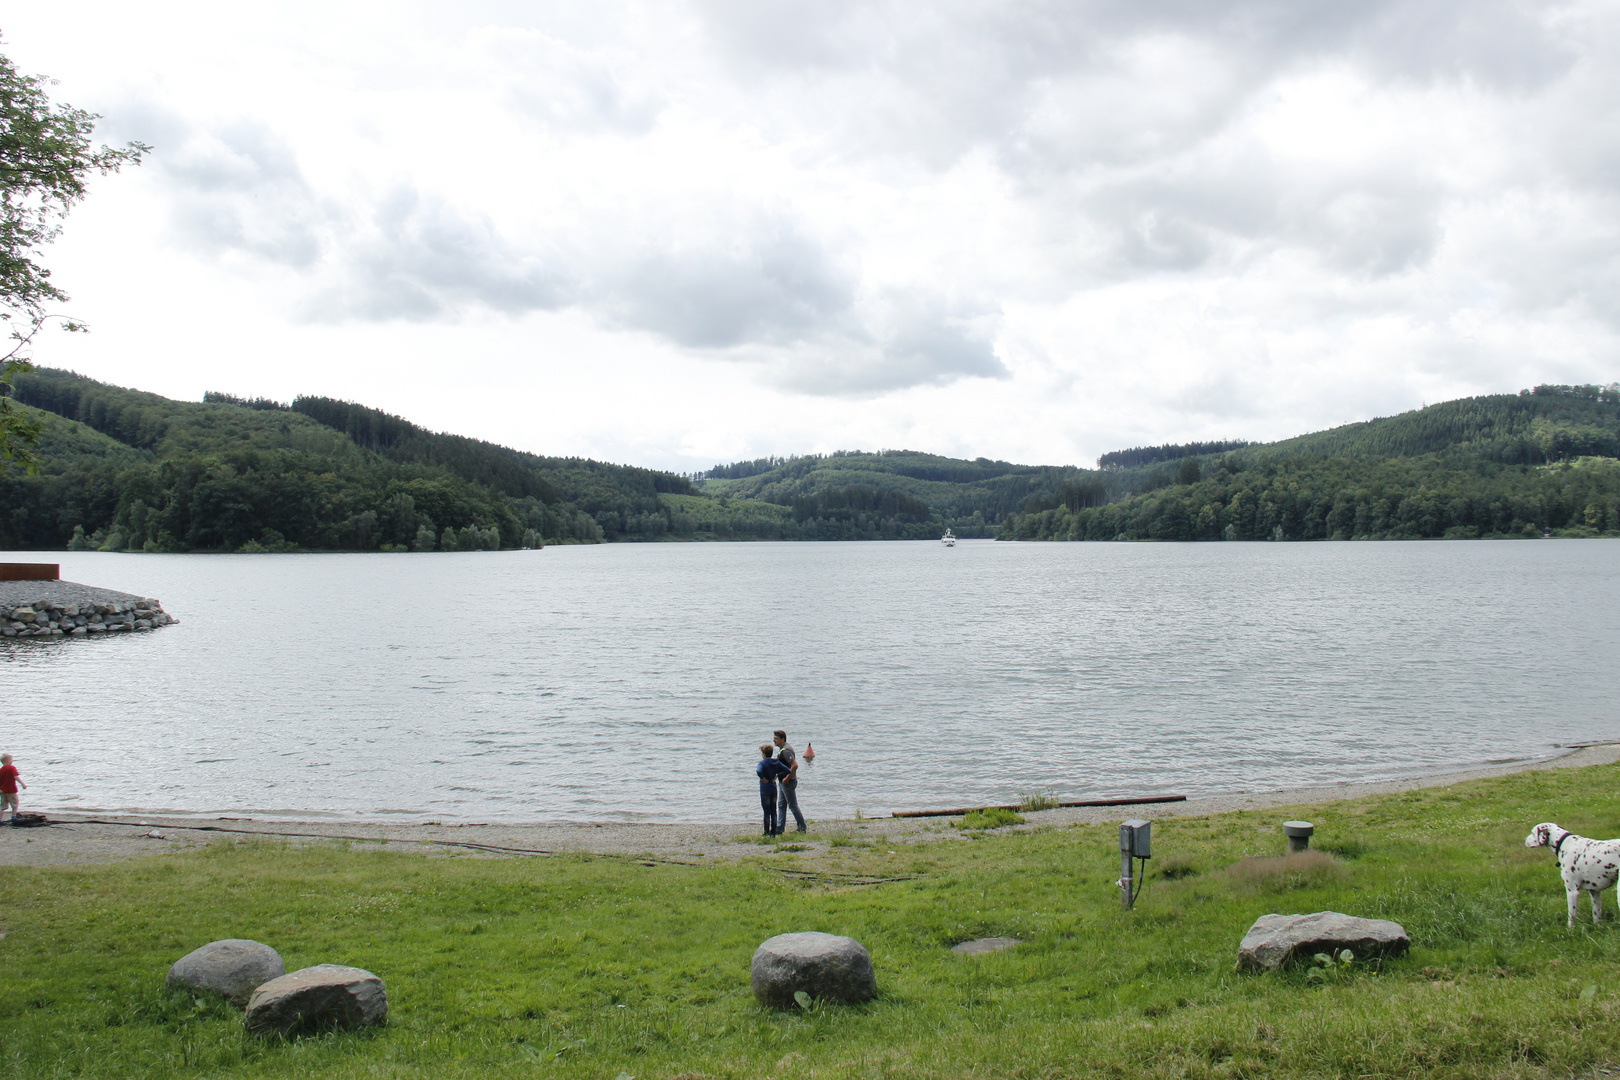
<box><xmin>1304</xmin><ymin>949</ymin><xmax>1358</xmax><ymax>984</ymax></box>
<box><xmin>1018</xmin><ymin>791</ymin><xmax>1058</xmax><ymax>812</ymax></box>
<box><xmin>699</xmin><ymin>449</ymin><xmax>1086</xmax><ymax>538</ymax></box>
<box><xmin>1154</xmin><ymin>854</ymin><xmax>1198</xmax><ymax>880</ymax></box>
<box><xmin>0</xmin><ymin>369</ymin><xmax>779</xmax><ymax>551</ymax></box>
<box><xmin>1001</xmin><ymin>386</ymin><xmax>1620</xmax><ymax>541</ymax></box>
<box><xmin>15</xmin><ymin>368</ymin><xmax>1620</xmax><ymax>551</ymax></box>
<box><xmin>0</xmin><ymin>39</ymin><xmax>146</xmax><ymax>471</ymax></box>
<box><xmin>955</xmin><ymin>807</ymin><xmax>1026</xmax><ymax>829</ymax></box>
<box><xmin>1098</xmin><ymin>439</ymin><xmax>1253</xmax><ymax>470</ymax></box>
<box><xmin>1317</xmin><ymin>835</ymin><xmax>1371</xmax><ymax>860</ymax></box>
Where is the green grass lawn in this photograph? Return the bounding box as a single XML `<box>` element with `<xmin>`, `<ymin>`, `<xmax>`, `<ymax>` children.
<box><xmin>8</xmin><ymin>764</ymin><xmax>1620</xmax><ymax>1079</ymax></box>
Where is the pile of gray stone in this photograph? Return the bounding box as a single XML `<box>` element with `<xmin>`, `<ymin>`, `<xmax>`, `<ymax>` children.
<box><xmin>3</xmin><ymin>595</ymin><xmax>175</xmax><ymax>637</ymax></box>
<box><xmin>166</xmin><ymin>939</ymin><xmax>386</xmax><ymax>1036</ymax></box>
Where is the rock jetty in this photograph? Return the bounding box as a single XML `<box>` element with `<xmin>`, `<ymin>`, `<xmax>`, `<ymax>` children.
<box><xmin>0</xmin><ymin>580</ymin><xmax>177</xmax><ymax>638</ymax></box>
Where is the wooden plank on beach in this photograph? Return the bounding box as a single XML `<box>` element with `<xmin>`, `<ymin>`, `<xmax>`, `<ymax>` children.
<box><xmin>890</xmin><ymin>794</ymin><xmax>1187</xmax><ymax>818</ymax></box>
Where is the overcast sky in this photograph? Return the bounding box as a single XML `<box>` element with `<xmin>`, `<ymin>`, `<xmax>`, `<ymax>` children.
<box><xmin>4</xmin><ymin>1</ymin><xmax>1617</xmax><ymax>471</ymax></box>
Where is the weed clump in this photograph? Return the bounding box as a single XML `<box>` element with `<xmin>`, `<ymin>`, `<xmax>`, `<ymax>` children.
<box><xmin>955</xmin><ymin>808</ymin><xmax>1026</xmax><ymax>830</ymax></box>
<box><xmin>1223</xmin><ymin>850</ymin><xmax>1339</xmax><ymax>891</ymax></box>
<box><xmin>1018</xmin><ymin>791</ymin><xmax>1059</xmax><ymax>812</ymax></box>
<box><xmin>1317</xmin><ymin>835</ymin><xmax>1370</xmax><ymax>859</ymax></box>
<box><xmin>1155</xmin><ymin>855</ymin><xmax>1198</xmax><ymax>880</ymax></box>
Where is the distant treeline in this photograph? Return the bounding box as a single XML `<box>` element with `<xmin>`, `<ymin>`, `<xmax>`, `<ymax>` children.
<box><xmin>12</xmin><ymin>369</ymin><xmax>1619</xmax><ymax>552</ymax></box>
<box><xmin>717</xmin><ymin>450</ymin><xmax>1078</xmax><ymax>526</ymax></box>
<box><xmin>705</xmin><ymin>455</ymin><xmax>794</xmax><ymax>480</ymax></box>
<box><xmin>202</xmin><ymin>391</ymin><xmax>289</xmax><ymax>412</ymax></box>
<box><xmin>1096</xmin><ymin>440</ymin><xmax>1253</xmax><ymax>470</ymax></box>
<box><xmin>1001</xmin><ymin>385</ymin><xmax>1620</xmax><ymax>542</ymax></box>
<box><xmin>1001</xmin><ymin>454</ymin><xmax>1620</xmax><ymax>541</ymax></box>
<box><xmin>1261</xmin><ymin>384</ymin><xmax>1620</xmax><ymax>464</ymax></box>
<box><xmin>2</xmin><ymin>370</ymin><xmax>740</xmax><ymax>552</ymax></box>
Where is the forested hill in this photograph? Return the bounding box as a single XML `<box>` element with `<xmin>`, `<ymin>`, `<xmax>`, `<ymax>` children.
<box><xmin>7</xmin><ymin>369</ymin><xmax>1618</xmax><ymax>551</ymax></box>
<box><xmin>0</xmin><ymin>369</ymin><xmax>762</xmax><ymax>551</ymax></box>
<box><xmin>999</xmin><ymin>384</ymin><xmax>1620</xmax><ymax>542</ymax></box>
<box><xmin>1</xmin><ymin>368</ymin><xmax>1091</xmax><ymax>550</ymax></box>
<box><xmin>695</xmin><ymin>451</ymin><xmax>1088</xmax><ymax>539</ymax></box>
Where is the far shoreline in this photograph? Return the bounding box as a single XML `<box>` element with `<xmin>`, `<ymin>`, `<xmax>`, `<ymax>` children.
<box><xmin>11</xmin><ymin>742</ymin><xmax>1619</xmax><ymax>869</ymax></box>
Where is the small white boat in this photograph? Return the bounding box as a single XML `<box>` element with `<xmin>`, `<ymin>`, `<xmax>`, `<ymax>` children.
<box><xmin>941</xmin><ymin>529</ymin><xmax>956</xmax><ymax>547</ymax></box>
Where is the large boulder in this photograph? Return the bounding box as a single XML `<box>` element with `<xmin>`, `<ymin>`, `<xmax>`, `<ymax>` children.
<box><xmin>244</xmin><ymin>964</ymin><xmax>387</xmax><ymax>1036</ymax></box>
<box><xmin>751</xmin><ymin>932</ymin><xmax>876</xmax><ymax>1008</ymax></box>
<box><xmin>166</xmin><ymin>939</ymin><xmax>286</xmax><ymax>1006</ymax></box>
<box><xmin>1238</xmin><ymin>911</ymin><xmax>1409</xmax><ymax>971</ymax></box>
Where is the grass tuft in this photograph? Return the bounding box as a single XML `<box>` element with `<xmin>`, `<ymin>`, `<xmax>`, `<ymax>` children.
<box><xmin>954</xmin><ymin>807</ymin><xmax>1026</xmax><ymax>830</ymax></box>
<box><xmin>1317</xmin><ymin>835</ymin><xmax>1371</xmax><ymax>859</ymax></box>
<box><xmin>1155</xmin><ymin>854</ymin><xmax>1199</xmax><ymax>880</ymax></box>
<box><xmin>1223</xmin><ymin>849</ymin><xmax>1340</xmax><ymax>891</ymax></box>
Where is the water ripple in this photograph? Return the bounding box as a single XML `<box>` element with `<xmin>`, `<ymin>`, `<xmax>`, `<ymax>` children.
<box><xmin>2</xmin><ymin>540</ymin><xmax>1617</xmax><ymax>822</ymax></box>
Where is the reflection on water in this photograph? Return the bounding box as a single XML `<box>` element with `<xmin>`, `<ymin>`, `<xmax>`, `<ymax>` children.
<box><xmin>2</xmin><ymin>540</ymin><xmax>1617</xmax><ymax>822</ymax></box>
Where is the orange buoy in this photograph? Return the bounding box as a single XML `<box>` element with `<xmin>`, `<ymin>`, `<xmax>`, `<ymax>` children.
<box><xmin>803</xmin><ymin>742</ymin><xmax>815</xmax><ymax>763</ymax></box>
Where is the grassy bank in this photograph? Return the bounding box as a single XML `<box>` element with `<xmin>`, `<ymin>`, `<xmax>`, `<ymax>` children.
<box><xmin>6</xmin><ymin>764</ymin><xmax>1620</xmax><ymax>1079</ymax></box>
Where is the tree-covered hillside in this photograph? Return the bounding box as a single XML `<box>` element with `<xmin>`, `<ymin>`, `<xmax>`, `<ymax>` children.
<box><xmin>7</xmin><ymin>369</ymin><xmax>1617</xmax><ymax>551</ymax></box>
<box><xmin>999</xmin><ymin>384</ymin><xmax>1620</xmax><ymax>542</ymax></box>
<box><xmin>696</xmin><ymin>450</ymin><xmax>1086</xmax><ymax>539</ymax></box>
<box><xmin>0</xmin><ymin>369</ymin><xmax>768</xmax><ymax>551</ymax></box>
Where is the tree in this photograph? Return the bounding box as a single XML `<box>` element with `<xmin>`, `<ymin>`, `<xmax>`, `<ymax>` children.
<box><xmin>0</xmin><ymin>37</ymin><xmax>146</xmax><ymax>470</ymax></box>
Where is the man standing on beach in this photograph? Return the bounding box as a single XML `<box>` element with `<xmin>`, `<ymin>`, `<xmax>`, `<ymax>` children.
<box><xmin>757</xmin><ymin>744</ymin><xmax>789</xmax><ymax>836</ymax></box>
<box><xmin>773</xmin><ymin>730</ymin><xmax>806</xmax><ymax>833</ymax></box>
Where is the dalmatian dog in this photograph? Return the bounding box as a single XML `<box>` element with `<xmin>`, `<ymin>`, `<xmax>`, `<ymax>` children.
<box><xmin>1525</xmin><ymin>823</ymin><xmax>1620</xmax><ymax>927</ymax></box>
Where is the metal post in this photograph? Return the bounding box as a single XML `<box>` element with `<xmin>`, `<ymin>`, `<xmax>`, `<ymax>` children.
<box><xmin>1119</xmin><ymin>819</ymin><xmax>1149</xmax><ymax>910</ymax></box>
<box><xmin>1120</xmin><ymin>844</ymin><xmax>1133</xmax><ymax>910</ymax></box>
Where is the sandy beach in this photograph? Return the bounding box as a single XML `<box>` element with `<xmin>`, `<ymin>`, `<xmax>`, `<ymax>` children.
<box><xmin>5</xmin><ymin>742</ymin><xmax>1617</xmax><ymax>868</ymax></box>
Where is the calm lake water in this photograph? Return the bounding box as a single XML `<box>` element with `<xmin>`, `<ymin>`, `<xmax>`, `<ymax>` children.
<box><xmin>3</xmin><ymin>540</ymin><xmax>1618</xmax><ymax>823</ymax></box>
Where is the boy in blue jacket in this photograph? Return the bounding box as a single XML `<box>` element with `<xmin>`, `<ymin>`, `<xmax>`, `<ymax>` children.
<box><xmin>756</xmin><ymin>744</ymin><xmax>790</xmax><ymax>836</ymax></box>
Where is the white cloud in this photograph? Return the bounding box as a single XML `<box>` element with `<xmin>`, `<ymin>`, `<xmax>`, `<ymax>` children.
<box><xmin>4</xmin><ymin>0</ymin><xmax>1618</xmax><ymax>469</ymax></box>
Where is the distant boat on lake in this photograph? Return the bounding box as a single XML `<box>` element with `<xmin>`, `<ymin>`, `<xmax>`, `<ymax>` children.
<box><xmin>941</xmin><ymin>529</ymin><xmax>956</xmax><ymax>547</ymax></box>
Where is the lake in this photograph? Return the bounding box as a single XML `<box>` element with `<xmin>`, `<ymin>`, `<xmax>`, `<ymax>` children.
<box><xmin>3</xmin><ymin>540</ymin><xmax>1617</xmax><ymax>823</ymax></box>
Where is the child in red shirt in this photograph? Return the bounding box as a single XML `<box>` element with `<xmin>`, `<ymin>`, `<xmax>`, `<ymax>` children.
<box><xmin>0</xmin><ymin>753</ymin><xmax>25</xmax><ymax>823</ymax></box>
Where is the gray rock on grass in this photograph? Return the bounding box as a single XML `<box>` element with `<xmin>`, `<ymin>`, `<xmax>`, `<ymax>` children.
<box><xmin>245</xmin><ymin>964</ymin><xmax>388</xmax><ymax>1036</ymax></box>
<box><xmin>1238</xmin><ymin>911</ymin><xmax>1409</xmax><ymax>971</ymax></box>
<box><xmin>751</xmin><ymin>932</ymin><xmax>876</xmax><ymax>1008</ymax></box>
<box><xmin>166</xmin><ymin>939</ymin><xmax>286</xmax><ymax>1006</ymax></box>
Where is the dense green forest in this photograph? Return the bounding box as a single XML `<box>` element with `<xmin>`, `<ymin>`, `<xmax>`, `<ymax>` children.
<box><xmin>1096</xmin><ymin>439</ymin><xmax>1252</xmax><ymax>470</ymax></box>
<box><xmin>694</xmin><ymin>450</ymin><xmax>1087</xmax><ymax>539</ymax></box>
<box><xmin>4</xmin><ymin>369</ymin><xmax>1617</xmax><ymax>551</ymax></box>
<box><xmin>0</xmin><ymin>369</ymin><xmax>778</xmax><ymax>551</ymax></box>
<box><xmin>999</xmin><ymin>384</ymin><xmax>1620</xmax><ymax>541</ymax></box>
<box><xmin>0</xmin><ymin>370</ymin><xmax>1088</xmax><ymax>550</ymax></box>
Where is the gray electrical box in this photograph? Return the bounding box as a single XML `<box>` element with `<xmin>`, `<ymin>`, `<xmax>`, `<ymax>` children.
<box><xmin>1119</xmin><ymin>819</ymin><xmax>1151</xmax><ymax>859</ymax></box>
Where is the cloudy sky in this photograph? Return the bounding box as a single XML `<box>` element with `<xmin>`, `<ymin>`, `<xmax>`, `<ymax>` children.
<box><xmin>4</xmin><ymin>1</ymin><xmax>1617</xmax><ymax>471</ymax></box>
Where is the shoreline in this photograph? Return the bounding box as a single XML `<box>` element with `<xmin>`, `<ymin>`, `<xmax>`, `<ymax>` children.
<box><xmin>7</xmin><ymin>742</ymin><xmax>1618</xmax><ymax>868</ymax></box>
<box><xmin>0</xmin><ymin>578</ymin><xmax>177</xmax><ymax>638</ymax></box>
